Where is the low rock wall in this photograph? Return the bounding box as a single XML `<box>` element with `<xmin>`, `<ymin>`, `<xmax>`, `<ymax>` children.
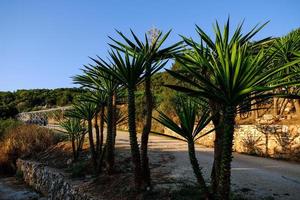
<box><xmin>16</xmin><ymin>159</ymin><xmax>96</xmax><ymax>200</ymax></box>
<box><xmin>164</xmin><ymin>124</ymin><xmax>300</xmax><ymax>160</ymax></box>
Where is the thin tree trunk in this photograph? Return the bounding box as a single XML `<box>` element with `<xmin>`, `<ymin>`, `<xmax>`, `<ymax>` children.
<box><xmin>210</xmin><ymin>102</ymin><xmax>223</xmax><ymax>195</ymax></box>
<box><xmin>98</xmin><ymin>144</ymin><xmax>106</xmax><ymax>173</ymax></box>
<box><xmin>94</xmin><ymin>113</ymin><xmax>100</xmax><ymax>156</ymax></box>
<box><xmin>88</xmin><ymin>120</ymin><xmax>97</xmax><ymax>171</ymax></box>
<box><xmin>99</xmin><ymin>106</ymin><xmax>104</xmax><ymax>156</ymax></box>
<box><xmin>188</xmin><ymin>140</ymin><xmax>211</xmax><ymax>200</ymax></box>
<box><xmin>78</xmin><ymin>131</ymin><xmax>85</xmax><ymax>153</ymax></box>
<box><xmin>71</xmin><ymin>135</ymin><xmax>77</xmax><ymax>161</ymax></box>
<box><xmin>105</xmin><ymin>93</ymin><xmax>115</xmax><ymax>174</ymax></box>
<box><xmin>217</xmin><ymin>106</ymin><xmax>236</xmax><ymax>200</ymax></box>
<box><xmin>211</xmin><ymin>124</ymin><xmax>224</xmax><ymax>195</ymax></box>
<box><xmin>112</xmin><ymin>92</ymin><xmax>117</xmax><ymax>146</ymax></box>
<box><xmin>141</xmin><ymin>69</ymin><xmax>152</xmax><ymax>189</ymax></box>
<box><xmin>96</xmin><ymin>107</ymin><xmax>105</xmax><ymax>173</ymax></box>
<box><xmin>128</xmin><ymin>88</ymin><xmax>142</xmax><ymax>190</ymax></box>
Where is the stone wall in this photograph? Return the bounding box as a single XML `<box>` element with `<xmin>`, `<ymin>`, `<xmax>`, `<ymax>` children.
<box><xmin>164</xmin><ymin>124</ymin><xmax>300</xmax><ymax>160</ymax></box>
<box><xmin>16</xmin><ymin>159</ymin><xmax>97</xmax><ymax>200</ymax></box>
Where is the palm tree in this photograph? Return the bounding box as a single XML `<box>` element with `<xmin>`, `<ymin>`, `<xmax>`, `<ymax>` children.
<box><xmin>93</xmin><ymin>50</ymin><xmax>146</xmax><ymax>189</ymax></box>
<box><xmin>73</xmin><ymin>65</ymin><xmax>120</xmax><ymax>174</ymax></box>
<box><xmin>109</xmin><ymin>29</ymin><xmax>182</xmax><ymax>187</ymax></box>
<box><xmin>66</xmin><ymin>100</ymin><xmax>98</xmax><ymax>171</ymax></box>
<box><xmin>270</xmin><ymin>29</ymin><xmax>300</xmax><ymax>116</ymax></box>
<box><xmin>78</xmin><ymin>91</ymin><xmax>107</xmax><ymax>162</ymax></box>
<box><xmin>166</xmin><ymin>20</ymin><xmax>300</xmax><ymax>199</ymax></box>
<box><xmin>154</xmin><ymin>98</ymin><xmax>213</xmax><ymax>199</ymax></box>
<box><xmin>60</xmin><ymin>118</ymin><xmax>87</xmax><ymax>162</ymax></box>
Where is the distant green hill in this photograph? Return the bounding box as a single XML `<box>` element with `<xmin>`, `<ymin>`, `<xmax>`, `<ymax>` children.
<box><xmin>0</xmin><ymin>88</ymin><xmax>84</xmax><ymax>119</ymax></box>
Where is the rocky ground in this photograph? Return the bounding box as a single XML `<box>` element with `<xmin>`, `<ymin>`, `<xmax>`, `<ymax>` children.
<box><xmin>0</xmin><ymin>176</ymin><xmax>44</xmax><ymax>200</ymax></box>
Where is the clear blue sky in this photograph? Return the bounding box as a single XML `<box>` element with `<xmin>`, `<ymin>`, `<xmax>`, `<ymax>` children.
<box><xmin>0</xmin><ymin>0</ymin><xmax>299</xmax><ymax>91</ymax></box>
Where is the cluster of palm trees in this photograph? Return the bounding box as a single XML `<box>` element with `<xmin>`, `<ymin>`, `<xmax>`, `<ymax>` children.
<box><xmin>61</xmin><ymin>29</ymin><xmax>181</xmax><ymax>190</ymax></box>
<box><xmin>60</xmin><ymin>19</ymin><xmax>300</xmax><ymax>200</ymax></box>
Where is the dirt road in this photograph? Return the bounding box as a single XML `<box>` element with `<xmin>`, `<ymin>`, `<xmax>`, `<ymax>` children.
<box><xmin>116</xmin><ymin>130</ymin><xmax>300</xmax><ymax>200</ymax></box>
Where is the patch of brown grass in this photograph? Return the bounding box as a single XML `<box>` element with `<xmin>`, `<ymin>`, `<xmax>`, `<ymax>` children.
<box><xmin>0</xmin><ymin>124</ymin><xmax>60</xmax><ymax>174</ymax></box>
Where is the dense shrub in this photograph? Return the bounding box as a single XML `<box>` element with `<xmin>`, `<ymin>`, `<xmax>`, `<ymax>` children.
<box><xmin>0</xmin><ymin>119</ymin><xmax>22</xmax><ymax>139</ymax></box>
<box><xmin>0</xmin><ymin>124</ymin><xmax>61</xmax><ymax>174</ymax></box>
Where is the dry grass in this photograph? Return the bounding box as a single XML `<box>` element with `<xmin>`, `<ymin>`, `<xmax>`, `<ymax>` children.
<box><xmin>0</xmin><ymin>124</ymin><xmax>61</xmax><ymax>174</ymax></box>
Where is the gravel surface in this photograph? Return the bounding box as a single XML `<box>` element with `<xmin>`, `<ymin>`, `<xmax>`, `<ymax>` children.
<box><xmin>116</xmin><ymin>130</ymin><xmax>300</xmax><ymax>200</ymax></box>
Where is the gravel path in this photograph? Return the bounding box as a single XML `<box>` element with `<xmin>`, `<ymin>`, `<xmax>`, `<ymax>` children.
<box><xmin>116</xmin><ymin>130</ymin><xmax>300</xmax><ymax>200</ymax></box>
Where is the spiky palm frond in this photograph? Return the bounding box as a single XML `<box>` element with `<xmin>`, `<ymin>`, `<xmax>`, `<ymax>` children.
<box><xmin>110</xmin><ymin>29</ymin><xmax>183</xmax><ymax>61</ymax></box>
<box><xmin>154</xmin><ymin>98</ymin><xmax>212</xmax><ymax>142</ymax></box>
<box><xmin>66</xmin><ymin>100</ymin><xmax>98</xmax><ymax>121</ymax></box>
<box><xmin>60</xmin><ymin>118</ymin><xmax>86</xmax><ymax>136</ymax></box>
<box><xmin>269</xmin><ymin>29</ymin><xmax>300</xmax><ymax>81</ymax></box>
<box><xmin>77</xmin><ymin>90</ymin><xmax>107</xmax><ymax>107</ymax></box>
<box><xmin>91</xmin><ymin>50</ymin><xmax>147</xmax><ymax>89</ymax></box>
<box><xmin>73</xmin><ymin>61</ymin><xmax>121</xmax><ymax>95</ymax></box>
<box><xmin>166</xmin><ymin>20</ymin><xmax>300</xmax><ymax>108</ymax></box>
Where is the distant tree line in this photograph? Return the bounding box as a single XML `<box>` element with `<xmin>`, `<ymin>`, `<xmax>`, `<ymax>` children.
<box><xmin>0</xmin><ymin>88</ymin><xmax>84</xmax><ymax>119</ymax></box>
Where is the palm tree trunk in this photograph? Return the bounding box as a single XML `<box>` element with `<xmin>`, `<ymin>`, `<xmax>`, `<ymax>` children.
<box><xmin>78</xmin><ymin>131</ymin><xmax>85</xmax><ymax>153</ymax></box>
<box><xmin>99</xmin><ymin>106</ymin><xmax>104</xmax><ymax>155</ymax></box>
<box><xmin>217</xmin><ymin>106</ymin><xmax>236</xmax><ymax>200</ymax></box>
<box><xmin>112</xmin><ymin>92</ymin><xmax>117</xmax><ymax>146</ymax></box>
<box><xmin>105</xmin><ymin>93</ymin><xmax>115</xmax><ymax>174</ymax></box>
<box><xmin>211</xmin><ymin>123</ymin><xmax>224</xmax><ymax>195</ymax></box>
<box><xmin>187</xmin><ymin>139</ymin><xmax>211</xmax><ymax>200</ymax></box>
<box><xmin>94</xmin><ymin>113</ymin><xmax>100</xmax><ymax>156</ymax></box>
<box><xmin>71</xmin><ymin>135</ymin><xmax>77</xmax><ymax>161</ymax></box>
<box><xmin>141</xmin><ymin>70</ymin><xmax>152</xmax><ymax>189</ymax></box>
<box><xmin>88</xmin><ymin>120</ymin><xmax>97</xmax><ymax>171</ymax></box>
<box><xmin>96</xmin><ymin>106</ymin><xmax>105</xmax><ymax>173</ymax></box>
<box><xmin>128</xmin><ymin>88</ymin><xmax>142</xmax><ymax>190</ymax></box>
<box><xmin>210</xmin><ymin>102</ymin><xmax>223</xmax><ymax>195</ymax></box>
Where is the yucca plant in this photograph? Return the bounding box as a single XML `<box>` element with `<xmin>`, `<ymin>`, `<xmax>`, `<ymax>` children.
<box><xmin>66</xmin><ymin>100</ymin><xmax>98</xmax><ymax>171</ymax></box>
<box><xmin>154</xmin><ymin>98</ymin><xmax>213</xmax><ymax>199</ymax></box>
<box><xmin>73</xmin><ymin>64</ymin><xmax>120</xmax><ymax>174</ymax></box>
<box><xmin>93</xmin><ymin>49</ymin><xmax>146</xmax><ymax>189</ymax></box>
<box><xmin>78</xmin><ymin>91</ymin><xmax>107</xmax><ymax>163</ymax></box>
<box><xmin>60</xmin><ymin>118</ymin><xmax>87</xmax><ymax>161</ymax></box>
<box><xmin>166</xmin><ymin>20</ymin><xmax>300</xmax><ymax>199</ymax></box>
<box><xmin>270</xmin><ymin>29</ymin><xmax>300</xmax><ymax>115</ymax></box>
<box><xmin>109</xmin><ymin>29</ymin><xmax>182</xmax><ymax>187</ymax></box>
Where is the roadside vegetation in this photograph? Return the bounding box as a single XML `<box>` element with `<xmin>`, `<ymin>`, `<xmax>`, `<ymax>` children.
<box><xmin>0</xmin><ymin>124</ymin><xmax>63</xmax><ymax>174</ymax></box>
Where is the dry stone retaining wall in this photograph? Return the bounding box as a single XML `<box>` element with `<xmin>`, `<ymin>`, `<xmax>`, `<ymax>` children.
<box><xmin>16</xmin><ymin>159</ymin><xmax>96</xmax><ymax>200</ymax></box>
<box><xmin>164</xmin><ymin>124</ymin><xmax>300</xmax><ymax>159</ymax></box>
